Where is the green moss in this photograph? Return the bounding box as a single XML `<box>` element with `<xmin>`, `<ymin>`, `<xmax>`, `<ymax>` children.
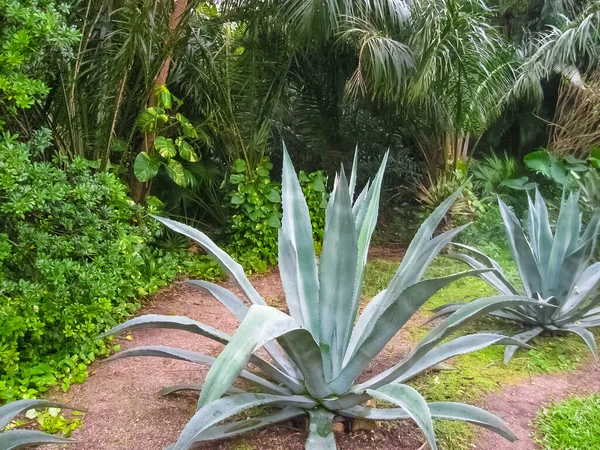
<box><xmin>232</xmin><ymin>439</ymin><xmax>256</xmax><ymax>450</ymax></box>
<box><xmin>535</xmin><ymin>394</ymin><xmax>600</xmax><ymax>450</ymax></box>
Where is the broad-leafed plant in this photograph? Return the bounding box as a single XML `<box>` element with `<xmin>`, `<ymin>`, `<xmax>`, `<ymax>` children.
<box><xmin>434</xmin><ymin>190</ymin><xmax>600</xmax><ymax>363</ymax></box>
<box><xmin>0</xmin><ymin>400</ymin><xmax>76</xmax><ymax>448</ymax></box>
<box><xmin>103</xmin><ymin>148</ymin><xmax>536</xmax><ymax>449</ymax></box>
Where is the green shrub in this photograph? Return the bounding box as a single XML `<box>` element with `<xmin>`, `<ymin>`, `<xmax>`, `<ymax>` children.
<box><xmin>536</xmin><ymin>394</ymin><xmax>600</xmax><ymax>450</ymax></box>
<box><xmin>225</xmin><ymin>157</ymin><xmax>282</xmax><ymax>272</ymax></box>
<box><xmin>0</xmin><ymin>132</ymin><xmax>204</xmax><ymax>402</ymax></box>
<box><xmin>298</xmin><ymin>169</ymin><xmax>327</xmax><ymax>250</ymax></box>
<box><xmin>225</xmin><ymin>158</ymin><xmax>328</xmax><ymax>271</ymax></box>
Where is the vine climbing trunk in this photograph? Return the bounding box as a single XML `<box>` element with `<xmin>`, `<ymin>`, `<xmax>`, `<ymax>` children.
<box><xmin>130</xmin><ymin>0</ymin><xmax>190</xmax><ymax>203</ymax></box>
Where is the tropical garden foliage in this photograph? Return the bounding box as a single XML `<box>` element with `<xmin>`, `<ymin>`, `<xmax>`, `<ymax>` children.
<box><xmin>2</xmin><ymin>0</ymin><xmax>600</xmax><ymax>448</ymax></box>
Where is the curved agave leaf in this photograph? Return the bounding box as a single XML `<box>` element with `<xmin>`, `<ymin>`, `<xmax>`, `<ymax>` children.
<box><xmin>153</xmin><ymin>216</ymin><xmax>265</xmax><ymax>306</ymax></box>
<box><xmin>345</xmin><ymin>224</ymin><xmax>471</xmax><ymax>367</ymax></box>
<box><xmin>562</xmin><ymin>326</ymin><xmax>598</xmax><ymax>361</ymax></box>
<box><xmin>366</xmin><ymin>384</ymin><xmax>436</xmax><ymax>450</ymax></box>
<box><xmin>448</xmin><ymin>250</ymin><xmax>517</xmax><ymax>295</ymax></box>
<box><xmin>335</xmin><ymin>269</ymin><xmax>492</xmax><ymax>393</ymax></box>
<box><xmin>279</xmin><ymin>145</ymin><xmax>320</xmax><ymax>337</ymax></box>
<box><xmin>178</xmin><ymin>407</ymin><xmax>305</xmax><ymax>444</ymax></box>
<box><xmin>106</xmin><ymin>345</ymin><xmax>291</xmax><ymax>395</ymax></box>
<box><xmin>172</xmin><ymin>393</ymin><xmax>317</xmax><ymax>450</ymax></box>
<box><xmin>183</xmin><ymin>280</ymin><xmax>303</xmax><ymax>385</ymax></box>
<box><xmin>498</xmin><ymin>198</ymin><xmax>542</xmax><ymax>297</ymax></box>
<box><xmin>306</xmin><ymin>409</ymin><xmax>336</xmax><ymax>450</ymax></box>
<box><xmin>0</xmin><ymin>400</ymin><xmax>76</xmax><ymax>429</ymax></box>
<box><xmin>560</xmin><ymin>262</ymin><xmax>600</xmax><ymax>316</ymax></box>
<box><xmin>341</xmin><ymin>402</ymin><xmax>515</xmax><ymax>441</ymax></box>
<box><xmin>358</xmin><ymin>296</ymin><xmax>541</xmax><ymax>389</ymax></box>
<box><xmin>0</xmin><ymin>430</ymin><xmax>73</xmax><ymax>450</ymax></box>
<box><xmin>99</xmin><ymin>315</ymin><xmax>229</xmax><ymax>344</ymax></box>
<box><xmin>391</xmin><ymin>333</ymin><xmax>530</xmax><ymax>384</ymax></box>
<box><xmin>319</xmin><ymin>170</ymin><xmax>358</xmax><ymax>379</ymax></box>
<box><xmin>159</xmin><ymin>384</ymin><xmax>244</xmax><ymax>396</ymax></box>
<box><xmin>199</xmin><ymin>305</ymin><xmax>331</xmax><ymax>407</ymax></box>
<box><xmin>502</xmin><ymin>327</ymin><xmax>544</xmax><ymax>364</ymax></box>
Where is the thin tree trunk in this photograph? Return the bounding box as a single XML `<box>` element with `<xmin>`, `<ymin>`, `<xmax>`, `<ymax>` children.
<box><xmin>130</xmin><ymin>0</ymin><xmax>189</xmax><ymax>203</ymax></box>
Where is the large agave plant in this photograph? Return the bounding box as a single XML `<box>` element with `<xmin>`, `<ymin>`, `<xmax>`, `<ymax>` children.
<box><xmin>434</xmin><ymin>190</ymin><xmax>600</xmax><ymax>363</ymax></box>
<box><xmin>104</xmin><ymin>149</ymin><xmax>536</xmax><ymax>449</ymax></box>
<box><xmin>0</xmin><ymin>400</ymin><xmax>76</xmax><ymax>449</ymax></box>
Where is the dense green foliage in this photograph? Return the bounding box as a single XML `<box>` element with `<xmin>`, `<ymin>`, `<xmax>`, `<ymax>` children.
<box><xmin>0</xmin><ymin>132</ymin><xmax>222</xmax><ymax>402</ymax></box>
<box><xmin>536</xmin><ymin>394</ymin><xmax>600</xmax><ymax>450</ymax></box>
<box><xmin>0</xmin><ymin>0</ymin><xmax>78</xmax><ymax>128</ymax></box>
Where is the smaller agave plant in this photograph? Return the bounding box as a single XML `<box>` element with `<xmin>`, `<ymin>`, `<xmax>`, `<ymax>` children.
<box><xmin>434</xmin><ymin>189</ymin><xmax>600</xmax><ymax>363</ymax></box>
<box><xmin>0</xmin><ymin>399</ymin><xmax>77</xmax><ymax>449</ymax></box>
<box><xmin>103</xmin><ymin>148</ymin><xmax>537</xmax><ymax>449</ymax></box>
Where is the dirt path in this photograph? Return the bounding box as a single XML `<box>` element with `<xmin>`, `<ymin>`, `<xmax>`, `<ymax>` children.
<box><xmin>476</xmin><ymin>363</ymin><xmax>600</xmax><ymax>450</ymax></box>
<box><xmin>47</xmin><ymin>267</ymin><xmax>423</xmax><ymax>450</ymax></box>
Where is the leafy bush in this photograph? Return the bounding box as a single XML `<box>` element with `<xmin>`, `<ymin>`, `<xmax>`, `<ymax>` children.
<box><xmin>103</xmin><ymin>149</ymin><xmax>534</xmax><ymax>449</ymax></box>
<box><xmin>536</xmin><ymin>394</ymin><xmax>600</xmax><ymax>450</ymax></box>
<box><xmin>0</xmin><ymin>132</ymin><xmax>197</xmax><ymax>402</ymax></box>
<box><xmin>0</xmin><ymin>0</ymin><xmax>79</xmax><ymax>127</ymax></box>
<box><xmin>298</xmin><ymin>169</ymin><xmax>327</xmax><ymax>249</ymax></box>
<box><xmin>435</xmin><ymin>190</ymin><xmax>600</xmax><ymax>363</ymax></box>
<box><xmin>225</xmin><ymin>157</ymin><xmax>282</xmax><ymax>272</ymax></box>
<box><xmin>470</xmin><ymin>152</ymin><xmax>533</xmax><ymax>204</ymax></box>
<box><xmin>0</xmin><ymin>399</ymin><xmax>79</xmax><ymax>448</ymax></box>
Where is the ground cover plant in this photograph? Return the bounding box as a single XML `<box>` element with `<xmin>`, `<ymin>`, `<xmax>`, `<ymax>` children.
<box><xmin>0</xmin><ymin>133</ymin><xmax>222</xmax><ymax>403</ymax></box>
<box><xmin>102</xmin><ymin>149</ymin><xmax>544</xmax><ymax>449</ymax></box>
<box><xmin>0</xmin><ymin>399</ymin><xmax>77</xmax><ymax>448</ymax></box>
<box><xmin>535</xmin><ymin>393</ymin><xmax>600</xmax><ymax>449</ymax></box>
<box><xmin>433</xmin><ymin>190</ymin><xmax>600</xmax><ymax>363</ymax></box>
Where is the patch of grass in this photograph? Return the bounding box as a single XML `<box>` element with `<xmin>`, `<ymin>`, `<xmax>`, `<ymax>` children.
<box><xmin>232</xmin><ymin>439</ymin><xmax>256</xmax><ymax>450</ymax></box>
<box><xmin>535</xmin><ymin>394</ymin><xmax>600</xmax><ymax>450</ymax></box>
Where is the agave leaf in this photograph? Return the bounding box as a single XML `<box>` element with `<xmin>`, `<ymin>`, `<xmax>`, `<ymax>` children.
<box><xmin>560</xmin><ymin>262</ymin><xmax>600</xmax><ymax>316</ymax></box>
<box><xmin>503</xmin><ymin>327</ymin><xmax>544</xmax><ymax>364</ymax></box>
<box><xmin>527</xmin><ymin>191</ymin><xmax>553</xmax><ymax>280</ymax></box>
<box><xmin>153</xmin><ymin>216</ymin><xmax>265</xmax><ymax>305</ymax></box>
<box><xmin>344</xmin><ymin>225</ymin><xmax>471</xmax><ymax>368</ymax></box>
<box><xmin>99</xmin><ymin>314</ymin><xmax>230</xmax><ymax>344</ymax></box>
<box><xmin>346</xmin><ymin>153</ymin><xmax>388</xmax><ymax>360</ymax></box>
<box><xmin>180</xmin><ymin>407</ymin><xmax>305</xmax><ymax>443</ymax></box>
<box><xmin>341</xmin><ymin>402</ymin><xmax>515</xmax><ymax>441</ymax></box>
<box><xmin>498</xmin><ymin>198</ymin><xmax>542</xmax><ymax>297</ymax></box>
<box><xmin>448</xmin><ymin>252</ymin><xmax>516</xmax><ymax>295</ymax></box>
<box><xmin>106</xmin><ymin>346</ymin><xmax>291</xmax><ymax>395</ymax></box>
<box><xmin>546</xmin><ymin>193</ymin><xmax>582</xmax><ymax>295</ymax></box>
<box><xmin>318</xmin><ymin>170</ymin><xmax>358</xmax><ymax>378</ymax></box>
<box><xmin>199</xmin><ymin>305</ymin><xmax>331</xmax><ymax>407</ymax></box>
<box><xmin>562</xmin><ymin>326</ymin><xmax>598</xmax><ymax>361</ymax></box>
<box><xmin>366</xmin><ymin>384</ymin><xmax>436</xmax><ymax>450</ymax></box>
<box><xmin>351</xmin><ymin>180</ymin><xmax>370</xmax><ymax>220</ymax></box>
<box><xmin>279</xmin><ymin>146</ymin><xmax>320</xmax><ymax>337</ymax></box>
<box><xmin>306</xmin><ymin>409</ymin><xmax>337</xmax><ymax>450</ymax></box>
<box><xmin>172</xmin><ymin>394</ymin><xmax>317</xmax><ymax>450</ymax></box>
<box><xmin>336</xmin><ymin>269</ymin><xmax>492</xmax><ymax>392</ymax></box>
<box><xmin>391</xmin><ymin>334</ymin><xmax>529</xmax><ymax>384</ymax></box>
<box><xmin>159</xmin><ymin>384</ymin><xmax>245</xmax><ymax>396</ymax></box>
<box><xmin>348</xmin><ymin>146</ymin><xmax>359</xmax><ymax>201</ymax></box>
<box><xmin>184</xmin><ymin>280</ymin><xmax>249</xmax><ymax>320</ymax></box>
<box><xmin>184</xmin><ymin>281</ymin><xmax>302</xmax><ymax>383</ymax></box>
<box><xmin>0</xmin><ymin>430</ymin><xmax>73</xmax><ymax>449</ymax></box>
<box><xmin>427</xmin><ymin>402</ymin><xmax>515</xmax><ymax>441</ymax></box>
<box><xmin>359</xmin><ymin>296</ymin><xmax>541</xmax><ymax>389</ymax></box>
<box><xmin>0</xmin><ymin>400</ymin><xmax>76</xmax><ymax>429</ymax></box>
